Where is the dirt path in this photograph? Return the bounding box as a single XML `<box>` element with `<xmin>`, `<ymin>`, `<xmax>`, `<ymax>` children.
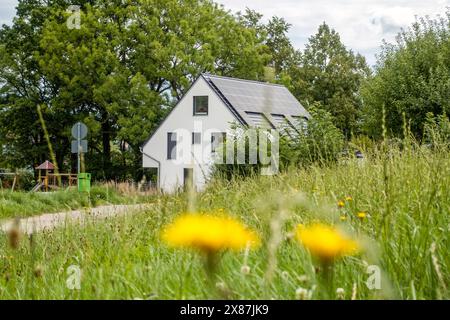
<box><xmin>0</xmin><ymin>204</ymin><xmax>152</xmax><ymax>235</ymax></box>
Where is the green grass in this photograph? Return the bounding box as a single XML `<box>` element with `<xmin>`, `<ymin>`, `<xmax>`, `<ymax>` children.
<box><xmin>0</xmin><ymin>144</ymin><xmax>448</xmax><ymax>300</ymax></box>
<box><xmin>0</xmin><ymin>185</ymin><xmax>152</xmax><ymax>220</ymax></box>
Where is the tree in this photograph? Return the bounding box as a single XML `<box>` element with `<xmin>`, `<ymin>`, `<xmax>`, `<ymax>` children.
<box><xmin>290</xmin><ymin>23</ymin><xmax>370</xmax><ymax>138</ymax></box>
<box><xmin>361</xmin><ymin>11</ymin><xmax>450</xmax><ymax>139</ymax></box>
<box><xmin>238</xmin><ymin>9</ymin><xmax>299</xmax><ymax>79</ymax></box>
<box><xmin>1</xmin><ymin>0</ymin><xmax>268</xmax><ymax>179</ymax></box>
<box><xmin>0</xmin><ymin>0</ymin><xmax>76</xmax><ymax>170</ymax></box>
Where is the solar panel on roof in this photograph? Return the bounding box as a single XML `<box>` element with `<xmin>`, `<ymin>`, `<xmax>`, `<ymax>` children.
<box><xmin>203</xmin><ymin>74</ymin><xmax>310</xmax><ymax>127</ymax></box>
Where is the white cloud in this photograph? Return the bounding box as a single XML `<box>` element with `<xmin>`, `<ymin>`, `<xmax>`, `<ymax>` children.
<box><xmin>0</xmin><ymin>0</ymin><xmax>18</xmax><ymax>26</ymax></box>
<box><xmin>219</xmin><ymin>0</ymin><xmax>450</xmax><ymax>65</ymax></box>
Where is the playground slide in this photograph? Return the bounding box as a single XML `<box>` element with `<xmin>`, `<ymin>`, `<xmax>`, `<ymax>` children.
<box><xmin>31</xmin><ymin>182</ymin><xmax>44</xmax><ymax>192</ymax></box>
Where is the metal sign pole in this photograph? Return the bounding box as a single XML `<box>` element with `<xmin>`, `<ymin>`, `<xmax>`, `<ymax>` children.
<box><xmin>77</xmin><ymin>123</ymin><xmax>81</xmax><ymax>175</ymax></box>
<box><xmin>71</xmin><ymin>121</ymin><xmax>88</xmax><ymax>191</ymax></box>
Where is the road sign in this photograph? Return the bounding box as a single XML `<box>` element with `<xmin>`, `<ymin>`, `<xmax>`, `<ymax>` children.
<box><xmin>71</xmin><ymin>122</ymin><xmax>88</xmax><ymax>140</ymax></box>
<box><xmin>71</xmin><ymin>122</ymin><xmax>88</xmax><ymax>176</ymax></box>
<box><xmin>71</xmin><ymin>140</ymin><xmax>88</xmax><ymax>153</ymax></box>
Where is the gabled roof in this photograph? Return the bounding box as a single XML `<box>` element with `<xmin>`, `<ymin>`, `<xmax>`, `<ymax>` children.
<box><xmin>142</xmin><ymin>73</ymin><xmax>310</xmax><ymax>148</ymax></box>
<box><xmin>36</xmin><ymin>160</ymin><xmax>55</xmax><ymax>170</ymax></box>
<box><xmin>202</xmin><ymin>73</ymin><xmax>310</xmax><ymax>128</ymax></box>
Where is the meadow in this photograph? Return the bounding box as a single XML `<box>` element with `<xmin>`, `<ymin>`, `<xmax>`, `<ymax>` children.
<box><xmin>0</xmin><ymin>142</ymin><xmax>448</xmax><ymax>300</ymax></box>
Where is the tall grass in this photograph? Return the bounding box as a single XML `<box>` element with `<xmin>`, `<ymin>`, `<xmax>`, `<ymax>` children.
<box><xmin>0</xmin><ymin>143</ymin><xmax>448</xmax><ymax>299</ymax></box>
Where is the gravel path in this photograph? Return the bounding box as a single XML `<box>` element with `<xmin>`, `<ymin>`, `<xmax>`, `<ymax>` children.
<box><xmin>0</xmin><ymin>204</ymin><xmax>151</xmax><ymax>235</ymax></box>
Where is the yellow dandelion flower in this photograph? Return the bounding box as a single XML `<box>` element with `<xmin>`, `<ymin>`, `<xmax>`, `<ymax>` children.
<box><xmin>345</xmin><ymin>196</ymin><xmax>353</xmax><ymax>201</ymax></box>
<box><xmin>357</xmin><ymin>212</ymin><xmax>367</xmax><ymax>219</ymax></box>
<box><xmin>337</xmin><ymin>201</ymin><xmax>345</xmax><ymax>208</ymax></box>
<box><xmin>296</xmin><ymin>223</ymin><xmax>359</xmax><ymax>262</ymax></box>
<box><xmin>162</xmin><ymin>214</ymin><xmax>260</xmax><ymax>253</ymax></box>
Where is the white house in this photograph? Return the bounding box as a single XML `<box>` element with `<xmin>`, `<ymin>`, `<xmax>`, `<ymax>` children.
<box><xmin>141</xmin><ymin>73</ymin><xmax>310</xmax><ymax>193</ymax></box>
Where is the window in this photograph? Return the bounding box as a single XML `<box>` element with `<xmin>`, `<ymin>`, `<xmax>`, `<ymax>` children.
<box><xmin>167</xmin><ymin>132</ymin><xmax>177</xmax><ymax>160</ymax></box>
<box><xmin>211</xmin><ymin>132</ymin><xmax>226</xmax><ymax>153</ymax></box>
<box><xmin>193</xmin><ymin>96</ymin><xmax>208</xmax><ymax>115</ymax></box>
<box><xmin>192</xmin><ymin>132</ymin><xmax>201</xmax><ymax>145</ymax></box>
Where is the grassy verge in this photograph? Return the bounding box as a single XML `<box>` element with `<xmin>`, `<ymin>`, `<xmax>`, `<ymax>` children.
<box><xmin>0</xmin><ymin>185</ymin><xmax>154</xmax><ymax>220</ymax></box>
<box><xmin>0</xmin><ymin>145</ymin><xmax>448</xmax><ymax>299</ymax></box>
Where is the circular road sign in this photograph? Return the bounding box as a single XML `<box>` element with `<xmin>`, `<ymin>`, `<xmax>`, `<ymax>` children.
<box><xmin>71</xmin><ymin>122</ymin><xmax>88</xmax><ymax>140</ymax></box>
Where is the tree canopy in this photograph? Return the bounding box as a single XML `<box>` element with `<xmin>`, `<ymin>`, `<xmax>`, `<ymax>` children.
<box><xmin>0</xmin><ymin>0</ymin><xmax>268</xmax><ymax>178</ymax></box>
<box><xmin>361</xmin><ymin>10</ymin><xmax>450</xmax><ymax>139</ymax></box>
<box><xmin>289</xmin><ymin>23</ymin><xmax>371</xmax><ymax>138</ymax></box>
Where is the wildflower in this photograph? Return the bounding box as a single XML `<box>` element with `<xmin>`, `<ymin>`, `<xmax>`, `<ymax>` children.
<box><xmin>162</xmin><ymin>214</ymin><xmax>259</xmax><ymax>253</ymax></box>
<box><xmin>295</xmin><ymin>287</ymin><xmax>309</xmax><ymax>300</ymax></box>
<box><xmin>296</xmin><ymin>223</ymin><xmax>359</xmax><ymax>263</ymax></box>
<box><xmin>345</xmin><ymin>196</ymin><xmax>353</xmax><ymax>201</ymax></box>
<box><xmin>357</xmin><ymin>212</ymin><xmax>367</xmax><ymax>220</ymax></box>
<box><xmin>337</xmin><ymin>201</ymin><xmax>345</xmax><ymax>208</ymax></box>
<box><xmin>336</xmin><ymin>288</ymin><xmax>345</xmax><ymax>299</ymax></box>
<box><xmin>339</xmin><ymin>215</ymin><xmax>347</xmax><ymax>222</ymax></box>
<box><xmin>216</xmin><ymin>282</ymin><xmax>227</xmax><ymax>291</ymax></box>
<box><xmin>240</xmin><ymin>265</ymin><xmax>251</xmax><ymax>275</ymax></box>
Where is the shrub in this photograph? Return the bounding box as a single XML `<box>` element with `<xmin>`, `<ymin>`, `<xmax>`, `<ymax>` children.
<box><xmin>285</xmin><ymin>105</ymin><xmax>345</xmax><ymax>167</ymax></box>
<box><xmin>213</xmin><ymin>106</ymin><xmax>345</xmax><ymax>179</ymax></box>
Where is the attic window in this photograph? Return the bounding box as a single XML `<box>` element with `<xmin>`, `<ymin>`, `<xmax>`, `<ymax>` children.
<box><xmin>193</xmin><ymin>96</ymin><xmax>208</xmax><ymax>115</ymax></box>
<box><xmin>245</xmin><ymin>112</ymin><xmax>274</xmax><ymax>129</ymax></box>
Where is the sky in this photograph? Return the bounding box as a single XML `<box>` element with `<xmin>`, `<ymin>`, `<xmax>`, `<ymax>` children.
<box><xmin>1</xmin><ymin>0</ymin><xmax>449</xmax><ymax>66</ymax></box>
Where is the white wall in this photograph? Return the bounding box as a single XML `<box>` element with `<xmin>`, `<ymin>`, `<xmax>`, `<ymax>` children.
<box><xmin>142</xmin><ymin>77</ymin><xmax>237</xmax><ymax>193</ymax></box>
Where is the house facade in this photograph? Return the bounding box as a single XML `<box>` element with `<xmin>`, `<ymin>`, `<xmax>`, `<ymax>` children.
<box><xmin>142</xmin><ymin>74</ymin><xmax>310</xmax><ymax>193</ymax></box>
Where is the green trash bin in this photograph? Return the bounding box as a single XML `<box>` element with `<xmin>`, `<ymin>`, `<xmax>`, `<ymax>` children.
<box><xmin>78</xmin><ymin>173</ymin><xmax>91</xmax><ymax>192</ymax></box>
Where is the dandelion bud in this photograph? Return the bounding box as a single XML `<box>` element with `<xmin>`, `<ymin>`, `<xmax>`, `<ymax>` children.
<box><xmin>7</xmin><ymin>219</ymin><xmax>21</xmax><ymax>249</ymax></box>
<box><xmin>336</xmin><ymin>287</ymin><xmax>345</xmax><ymax>299</ymax></box>
<box><xmin>33</xmin><ymin>265</ymin><xmax>43</xmax><ymax>278</ymax></box>
<box><xmin>285</xmin><ymin>232</ymin><xmax>295</xmax><ymax>241</ymax></box>
<box><xmin>295</xmin><ymin>287</ymin><xmax>309</xmax><ymax>300</ymax></box>
<box><xmin>240</xmin><ymin>265</ymin><xmax>251</xmax><ymax>275</ymax></box>
<box><xmin>216</xmin><ymin>282</ymin><xmax>227</xmax><ymax>291</ymax></box>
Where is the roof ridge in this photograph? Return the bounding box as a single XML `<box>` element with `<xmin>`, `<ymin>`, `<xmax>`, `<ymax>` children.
<box><xmin>202</xmin><ymin>73</ymin><xmax>286</xmax><ymax>88</ymax></box>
